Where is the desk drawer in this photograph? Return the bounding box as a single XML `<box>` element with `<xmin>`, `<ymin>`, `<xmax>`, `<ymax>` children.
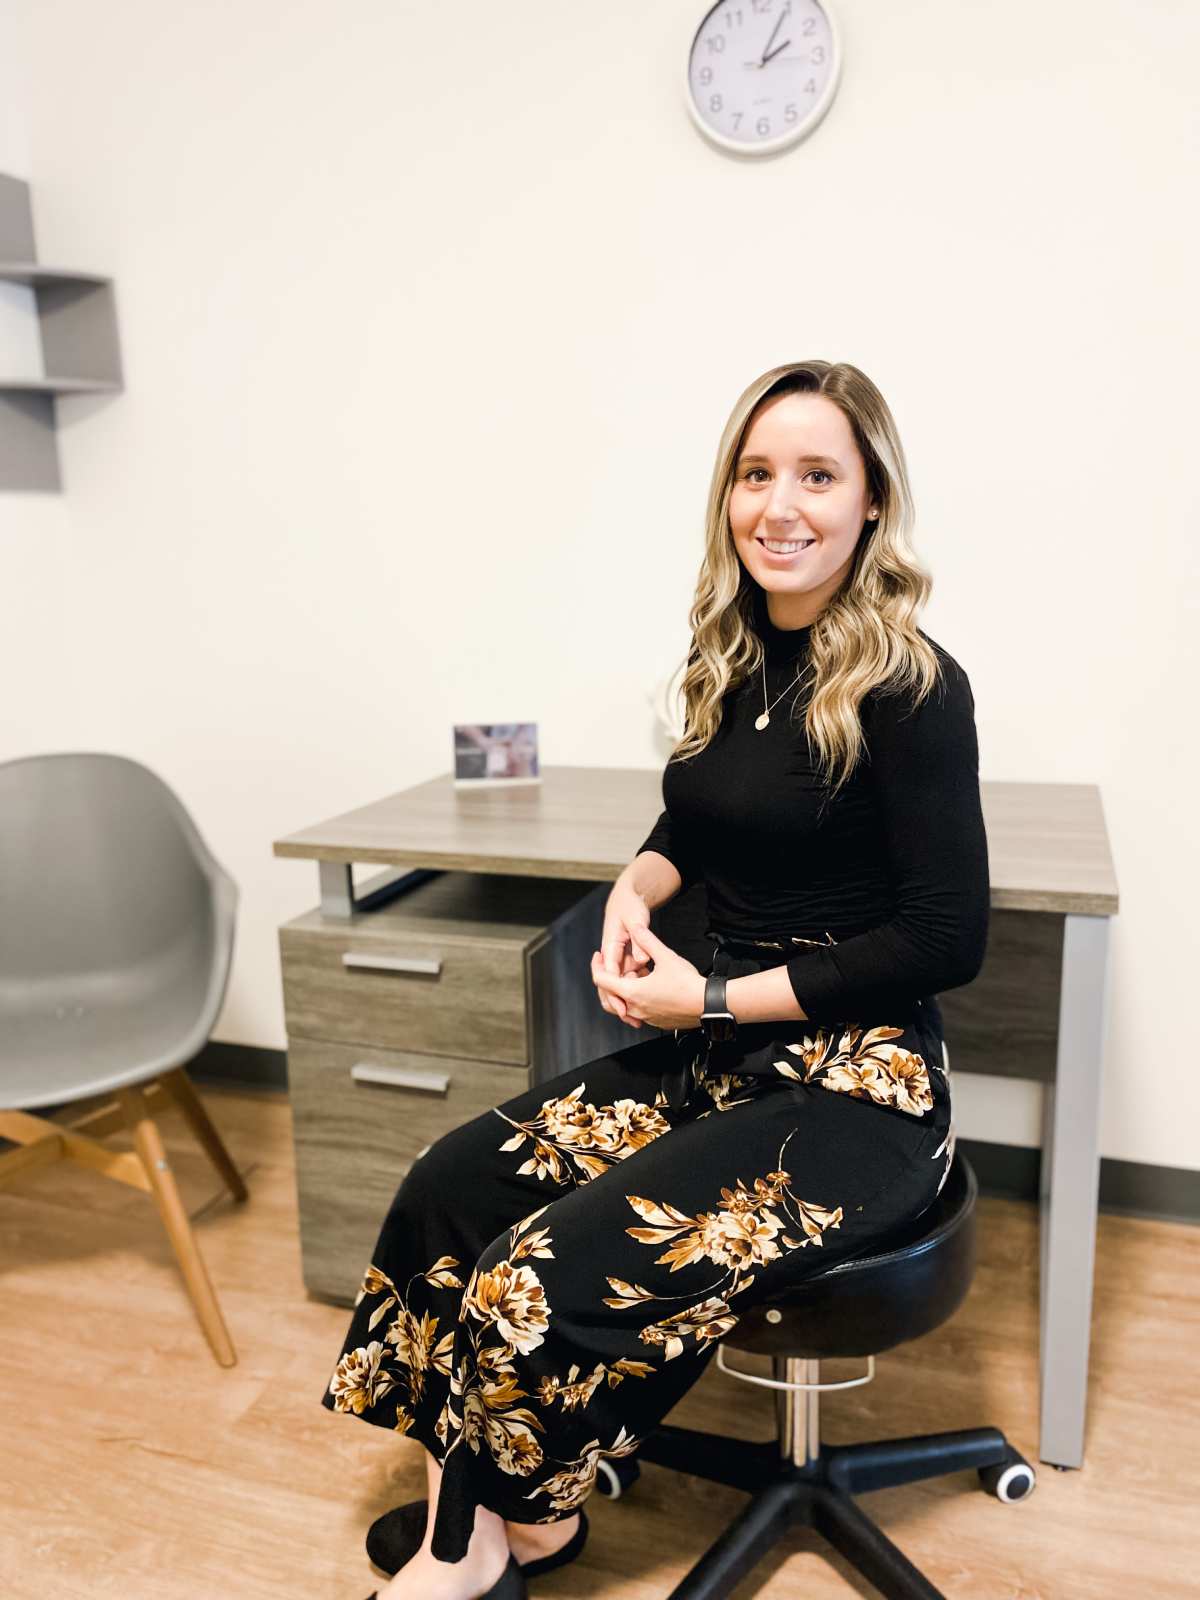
<box><xmin>288</xmin><ymin>1034</ymin><xmax>530</xmax><ymax>1303</ymax></box>
<box><xmin>279</xmin><ymin>925</ymin><xmax>529</xmax><ymax>1065</ymax></box>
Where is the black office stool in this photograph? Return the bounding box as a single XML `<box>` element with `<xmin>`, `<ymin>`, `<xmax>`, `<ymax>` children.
<box><xmin>597</xmin><ymin>1153</ymin><xmax>1035</xmax><ymax>1600</ymax></box>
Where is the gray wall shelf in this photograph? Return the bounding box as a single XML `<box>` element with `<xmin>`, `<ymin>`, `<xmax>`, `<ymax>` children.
<box><xmin>0</xmin><ymin>174</ymin><xmax>123</xmax><ymax>491</ymax></box>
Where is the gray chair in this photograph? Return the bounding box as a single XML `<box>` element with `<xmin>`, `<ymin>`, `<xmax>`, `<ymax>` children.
<box><xmin>0</xmin><ymin>751</ymin><xmax>246</xmax><ymax>1366</ymax></box>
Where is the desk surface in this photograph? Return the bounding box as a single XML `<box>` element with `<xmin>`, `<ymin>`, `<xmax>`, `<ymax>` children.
<box><xmin>274</xmin><ymin>766</ymin><xmax>1117</xmax><ymax>918</ymax></box>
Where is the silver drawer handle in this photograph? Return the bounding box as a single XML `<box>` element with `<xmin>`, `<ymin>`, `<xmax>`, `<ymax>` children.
<box><xmin>341</xmin><ymin>952</ymin><xmax>443</xmax><ymax>975</ymax></box>
<box><xmin>350</xmin><ymin>1061</ymin><xmax>451</xmax><ymax>1096</ymax></box>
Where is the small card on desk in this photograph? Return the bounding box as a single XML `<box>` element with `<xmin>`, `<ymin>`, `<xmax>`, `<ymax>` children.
<box><xmin>453</xmin><ymin>722</ymin><xmax>540</xmax><ymax>787</ymax></box>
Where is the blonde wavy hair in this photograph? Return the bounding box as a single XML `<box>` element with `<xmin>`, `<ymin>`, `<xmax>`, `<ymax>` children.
<box><xmin>667</xmin><ymin>360</ymin><xmax>944</xmax><ymax>798</ymax></box>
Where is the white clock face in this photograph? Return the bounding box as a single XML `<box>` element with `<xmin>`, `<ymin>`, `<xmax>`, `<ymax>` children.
<box><xmin>686</xmin><ymin>0</ymin><xmax>840</xmax><ymax>155</ymax></box>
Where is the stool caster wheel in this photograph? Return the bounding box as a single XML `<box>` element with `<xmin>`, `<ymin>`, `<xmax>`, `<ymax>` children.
<box><xmin>978</xmin><ymin>1445</ymin><xmax>1036</xmax><ymax>1503</ymax></box>
<box><xmin>594</xmin><ymin>1456</ymin><xmax>641</xmax><ymax>1499</ymax></box>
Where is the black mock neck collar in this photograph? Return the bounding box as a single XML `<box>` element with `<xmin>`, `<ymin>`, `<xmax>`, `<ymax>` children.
<box><xmin>751</xmin><ymin>585</ymin><xmax>815</xmax><ymax>663</ymax></box>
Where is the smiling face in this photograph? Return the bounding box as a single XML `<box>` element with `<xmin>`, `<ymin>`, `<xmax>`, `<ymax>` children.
<box><xmin>729</xmin><ymin>391</ymin><xmax>879</xmax><ymax>629</ymax></box>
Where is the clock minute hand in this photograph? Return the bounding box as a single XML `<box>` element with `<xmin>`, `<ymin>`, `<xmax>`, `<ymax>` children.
<box><xmin>758</xmin><ymin>9</ymin><xmax>786</xmax><ymax>66</ymax></box>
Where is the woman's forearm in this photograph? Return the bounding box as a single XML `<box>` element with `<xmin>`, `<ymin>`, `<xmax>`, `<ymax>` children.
<box><xmin>622</xmin><ymin>858</ymin><xmax>811</xmax><ymax>1022</ymax></box>
<box><xmin>625</xmin><ymin>850</ymin><xmax>684</xmax><ymax>912</ymax></box>
<box><xmin>727</xmin><ymin>965</ymin><xmax>810</xmax><ymax>1024</ymax></box>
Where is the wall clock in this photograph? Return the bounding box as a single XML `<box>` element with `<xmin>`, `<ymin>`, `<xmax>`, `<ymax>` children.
<box><xmin>684</xmin><ymin>0</ymin><xmax>842</xmax><ymax>156</ymax></box>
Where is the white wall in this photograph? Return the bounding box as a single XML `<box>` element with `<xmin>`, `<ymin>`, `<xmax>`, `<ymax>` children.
<box><xmin>2</xmin><ymin>1</ymin><xmax>1196</xmax><ymax>1171</ymax></box>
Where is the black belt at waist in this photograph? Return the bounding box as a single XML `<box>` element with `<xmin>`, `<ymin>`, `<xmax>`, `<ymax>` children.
<box><xmin>708</xmin><ymin>925</ymin><xmax>841</xmax><ymax>954</ymax></box>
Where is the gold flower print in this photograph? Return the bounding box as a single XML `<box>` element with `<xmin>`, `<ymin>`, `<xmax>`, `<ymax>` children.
<box><xmin>695</xmin><ymin>1071</ymin><xmax>759</xmax><ymax>1116</ymax></box>
<box><xmin>932</xmin><ymin>1121</ymin><xmax>956</xmax><ymax>1197</ymax></box>
<box><xmin>771</xmin><ymin>1024</ymin><xmax>934</xmax><ymax>1116</ymax></box>
<box><xmin>534</xmin><ymin>1361</ymin><xmax>605</xmax><ymax>1412</ymax></box>
<box><xmin>327</xmin><ymin>1252</ymin><xmax>465</xmax><ymax>1430</ymax></box>
<box><xmin>434</xmin><ymin>1204</ymin><xmax>659</xmax><ymax>1485</ymax></box>
<box><xmin>634</xmin><ymin>1294</ymin><xmax>742</xmax><ymax>1360</ymax></box>
<box><xmin>521</xmin><ymin>1424</ymin><xmax>645</xmax><ymax>1516</ymax></box>
<box><xmin>326</xmin><ymin>1339</ymin><xmax>395</xmax><ymax>1415</ymax></box>
<box><xmin>493</xmin><ymin>1084</ymin><xmax>672</xmax><ymax>1184</ymax></box>
<box><xmin>602</xmin><ymin>1126</ymin><xmax>843</xmax><ymax>1359</ymax></box>
<box><xmin>535</xmin><ymin>1353</ymin><xmax>656</xmax><ymax>1411</ymax></box>
<box><xmin>657</xmin><ymin>1044</ymin><xmax>759</xmax><ymax>1118</ymax></box>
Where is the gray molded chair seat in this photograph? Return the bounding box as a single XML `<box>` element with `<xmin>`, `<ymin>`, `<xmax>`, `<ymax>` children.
<box><xmin>598</xmin><ymin>1154</ymin><xmax>1038</xmax><ymax>1600</ymax></box>
<box><xmin>0</xmin><ymin>752</ymin><xmax>238</xmax><ymax>1108</ymax></box>
<box><xmin>0</xmin><ymin>751</ymin><xmax>247</xmax><ymax>1366</ymax></box>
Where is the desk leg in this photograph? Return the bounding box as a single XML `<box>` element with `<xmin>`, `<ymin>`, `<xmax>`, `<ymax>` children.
<box><xmin>319</xmin><ymin>861</ymin><xmax>355</xmax><ymax>918</ymax></box>
<box><xmin>1038</xmin><ymin>911</ymin><xmax>1112</xmax><ymax>1469</ymax></box>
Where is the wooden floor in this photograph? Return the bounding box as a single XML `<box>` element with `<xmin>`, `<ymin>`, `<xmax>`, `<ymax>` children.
<box><xmin>1</xmin><ymin>1082</ymin><xmax>1195</xmax><ymax>1600</ymax></box>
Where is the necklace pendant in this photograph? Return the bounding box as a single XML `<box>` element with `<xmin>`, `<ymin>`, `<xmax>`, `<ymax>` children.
<box><xmin>754</xmin><ymin>711</ymin><xmax>771</xmax><ymax>731</ymax></box>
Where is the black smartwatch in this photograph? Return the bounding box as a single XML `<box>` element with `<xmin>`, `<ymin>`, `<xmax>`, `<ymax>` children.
<box><xmin>701</xmin><ymin>973</ymin><xmax>738</xmax><ymax>1043</ymax></box>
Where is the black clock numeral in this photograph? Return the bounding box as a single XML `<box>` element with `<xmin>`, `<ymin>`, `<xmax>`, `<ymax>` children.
<box><xmin>706</xmin><ymin>33</ymin><xmax>726</xmax><ymax>53</ymax></box>
<box><xmin>802</xmin><ymin>15</ymin><xmax>816</xmax><ymax>33</ymax></box>
<box><xmin>756</xmin><ymin>115</ymin><xmax>771</xmax><ymax>136</ymax></box>
<box><xmin>731</xmin><ymin>110</ymin><xmax>743</xmax><ymax>129</ymax></box>
<box><xmin>709</xmin><ymin>93</ymin><xmax>724</xmax><ymax>113</ymax></box>
<box><xmin>698</xmin><ymin>65</ymin><xmax>713</xmax><ymax>85</ymax></box>
<box><xmin>811</xmin><ymin>44</ymin><xmax>825</xmax><ymax>63</ymax></box>
<box><xmin>784</xmin><ymin>102</ymin><xmax>798</xmax><ymax>122</ymax></box>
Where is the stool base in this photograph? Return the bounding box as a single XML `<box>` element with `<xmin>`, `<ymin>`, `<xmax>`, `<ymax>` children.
<box><xmin>630</xmin><ymin>1421</ymin><xmax>1013</xmax><ymax>1599</ymax></box>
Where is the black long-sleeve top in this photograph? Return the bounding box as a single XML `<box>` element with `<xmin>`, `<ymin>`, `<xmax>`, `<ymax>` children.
<box><xmin>637</xmin><ymin>586</ymin><xmax>990</xmax><ymax>1022</ymax></box>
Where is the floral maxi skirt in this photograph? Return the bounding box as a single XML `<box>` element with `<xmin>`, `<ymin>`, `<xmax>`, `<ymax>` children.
<box><xmin>319</xmin><ymin>935</ymin><xmax>956</xmax><ymax>1565</ymax></box>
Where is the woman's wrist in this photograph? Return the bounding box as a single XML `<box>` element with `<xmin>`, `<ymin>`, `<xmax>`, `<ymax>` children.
<box><xmin>726</xmin><ymin>967</ymin><xmax>809</xmax><ymax>1025</ymax></box>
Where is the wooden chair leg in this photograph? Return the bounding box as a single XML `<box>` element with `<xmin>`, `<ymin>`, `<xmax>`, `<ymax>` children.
<box><xmin>159</xmin><ymin>1067</ymin><xmax>248</xmax><ymax>1202</ymax></box>
<box><xmin>0</xmin><ymin>1131</ymin><xmax>65</xmax><ymax>1186</ymax></box>
<box><xmin>117</xmin><ymin>1084</ymin><xmax>237</xmax><ymax>1368</ymax></box>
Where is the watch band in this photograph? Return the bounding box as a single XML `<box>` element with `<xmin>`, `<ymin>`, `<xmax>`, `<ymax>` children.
<box><xmin>701</xmin><ymin>973</ymin><xmax>737</xmax><ymax>1043</ymax></box>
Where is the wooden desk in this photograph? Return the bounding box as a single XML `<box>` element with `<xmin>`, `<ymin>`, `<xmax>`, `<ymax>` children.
<box><xmin>274</xmin><ymin>765</ymin><xmax>1118</xmax><ymax>1472</ymax></box>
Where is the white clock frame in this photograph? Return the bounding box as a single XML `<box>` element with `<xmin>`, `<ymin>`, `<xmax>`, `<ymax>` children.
<box><xmin>682</xmin><ymin>0</ymin><xmax>843</xmax><ymax>157</ymax></box>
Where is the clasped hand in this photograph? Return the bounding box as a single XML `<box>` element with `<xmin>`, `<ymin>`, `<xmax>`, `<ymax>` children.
<box><xmin>591</xmin><ymin>924</ymin><xmax>706</xmax><ymax>1032</ymax></box>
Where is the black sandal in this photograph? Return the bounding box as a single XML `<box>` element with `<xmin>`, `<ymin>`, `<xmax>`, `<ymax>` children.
<box><xmin>365</xmin><ymin>1547</ymin><xmax>527</xmax><ymax>1598</ymax></box>
<box><xmin>366</xmin><ymin>1500</ymin><xmax>588</xmax><ymax>1582</ymax></box>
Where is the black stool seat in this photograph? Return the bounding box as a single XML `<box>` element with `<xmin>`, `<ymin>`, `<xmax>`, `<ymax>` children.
<box><xmin>731</xmin><ymin>1140</ymin><xmax>977</xmax><ymax>1361</ymax></box>
<box><xmin>597</xmin><ymin>1155</ymin><xmax>1037</xmax><ymax>1599</ymax></box>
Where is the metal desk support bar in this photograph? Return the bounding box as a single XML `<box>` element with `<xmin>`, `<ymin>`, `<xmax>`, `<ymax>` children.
<box><xmin>317</xmin><ymin>861</ymin><xmax>442</xmax><ymax>919</ymax></box>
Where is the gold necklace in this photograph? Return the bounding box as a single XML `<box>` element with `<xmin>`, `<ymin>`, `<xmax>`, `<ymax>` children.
<box><xmin>754</xmin><ymin>657</ymin><xmax>805</xmax><ymax>731</ymax></box>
